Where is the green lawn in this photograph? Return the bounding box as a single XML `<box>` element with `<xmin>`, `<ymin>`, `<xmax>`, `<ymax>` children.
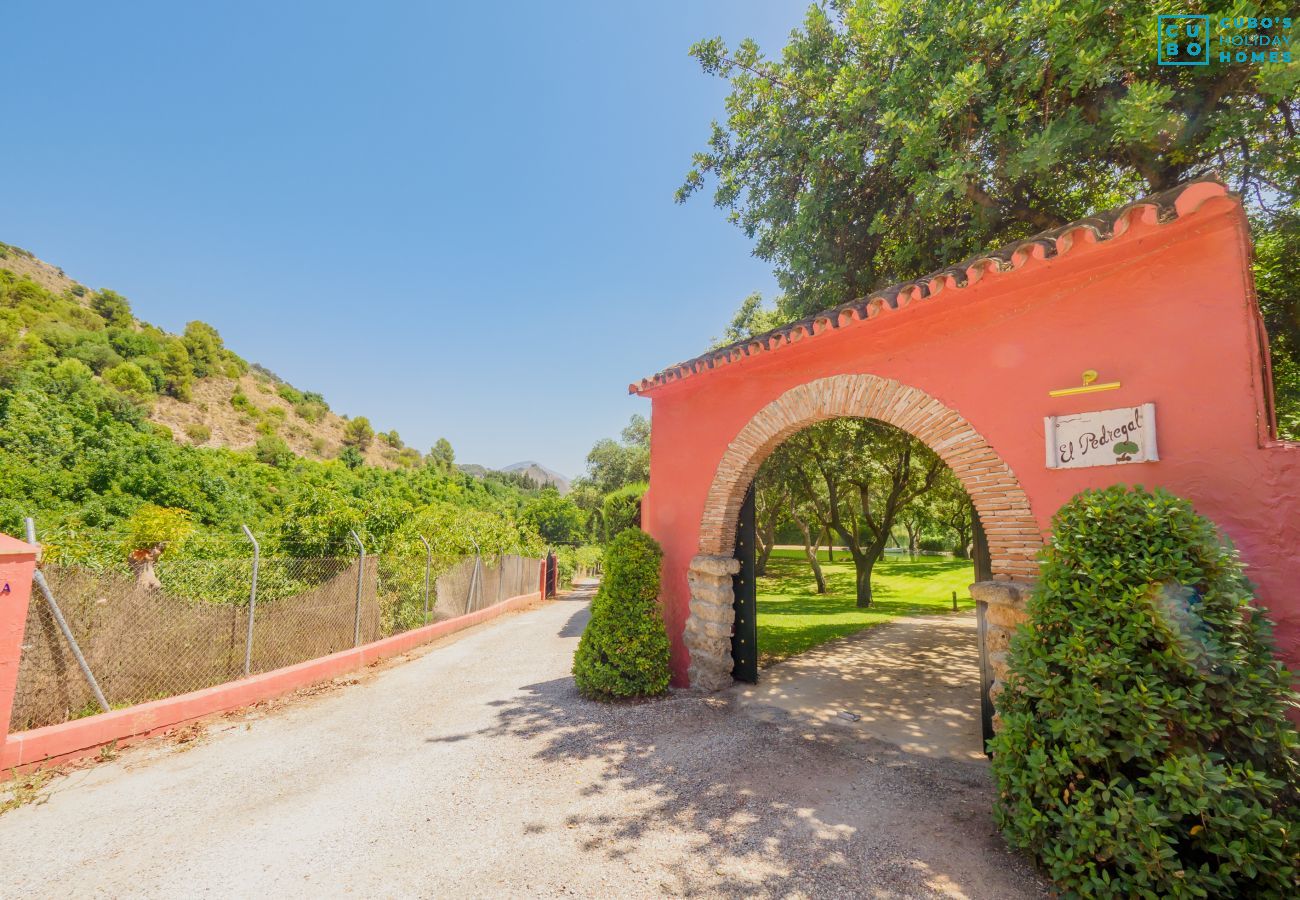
<box><xmin>757</xmin><ymin>549</ymin><xmax>975</xmax><ymax>664</ymax></box>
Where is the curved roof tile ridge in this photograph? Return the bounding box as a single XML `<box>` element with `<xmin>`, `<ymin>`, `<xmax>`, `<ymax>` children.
<box><xmin>630</xmin><ymin>175</ymin><xmax>1234</xmax><ymax>395</ymax></box>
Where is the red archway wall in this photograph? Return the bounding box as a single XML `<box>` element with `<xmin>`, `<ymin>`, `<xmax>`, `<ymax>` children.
<box><xmin>633</xmin><ymin>182</ymin><xmax>1300</xmax><ymax>688</ymax></box>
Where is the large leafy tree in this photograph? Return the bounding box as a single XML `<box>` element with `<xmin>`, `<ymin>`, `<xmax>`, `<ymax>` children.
<box><xmin>681</xmin><ymin>1</ymin><xmax>1299</xmax><ymax>329</ymax></box>
<box><xmin>782</xmin><ymin>419</ymin><xmax>945</xmax><ymax>606</ymax></box>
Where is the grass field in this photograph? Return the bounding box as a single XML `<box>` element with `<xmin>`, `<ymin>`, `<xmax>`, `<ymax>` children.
<box><xmin>757</xmin><ymin>548</ymin><xmax>975</xmax><ymax>664</ymax></box>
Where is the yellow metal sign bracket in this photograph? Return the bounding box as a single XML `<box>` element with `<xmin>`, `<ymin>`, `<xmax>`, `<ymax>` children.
<box><xmin>1049</xmin><ymin>369</ymin><xmax>1122</xmax><ymax>398</ymax></box>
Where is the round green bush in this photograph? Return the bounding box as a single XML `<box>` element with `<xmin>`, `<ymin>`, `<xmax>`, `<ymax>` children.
<box><xmin>573</xmin><ymin>529</ymin><xmax>670</xmax><ymax>700</ymax></box>
<box><xmin>990</xmin><ymin>485</ymin><xmax>1299</xmax><ymax>898</ymax></box>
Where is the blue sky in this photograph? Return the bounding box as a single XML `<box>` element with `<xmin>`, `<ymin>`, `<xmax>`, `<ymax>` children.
<box><xmin>2</xmin><ymin>2</ymin><xmax>804</xmax><ymax>478</ymax></box>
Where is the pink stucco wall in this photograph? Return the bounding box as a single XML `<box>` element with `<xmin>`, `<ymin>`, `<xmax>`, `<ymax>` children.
<box><xmin>637</xmin><ymin>187</ymin><xmax>1300</xmax><ymax>687</ymax></box>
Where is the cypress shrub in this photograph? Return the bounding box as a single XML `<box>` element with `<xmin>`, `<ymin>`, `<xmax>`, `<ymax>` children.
<box><xmin>990</xmin><ymin>485</ymin><xmax>1299</xmax><ymax>898</ymax></box>
<box><xmin>573</xmin><ymin>529</ymin><xmax>670</xmax><ymax>700</ymax></box>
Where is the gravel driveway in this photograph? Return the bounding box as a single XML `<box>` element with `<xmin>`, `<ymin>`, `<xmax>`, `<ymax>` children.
<box><xmin>0</xmin><ymin>586</ymin><xmax>1048</xmax><ymax>898</ymax></box>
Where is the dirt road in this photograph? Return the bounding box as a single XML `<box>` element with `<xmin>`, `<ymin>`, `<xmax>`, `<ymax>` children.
<box><xmin>0</xmin><ymin>588</ymin><xmax>1046</xmax><ymax>898</ymax></box>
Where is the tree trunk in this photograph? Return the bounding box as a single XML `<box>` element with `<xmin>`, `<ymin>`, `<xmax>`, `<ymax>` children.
<box><xmin>855</xmin><ymin>559</ymin><xmax>874</xmax><ymax>608</ymax></box>
<box><xmin>795</xmin><ymin>517</ymin><xmax>826</xmax><ymax>594</ymax></box>
<box><xmin>823</xmin><ymin>527</ymin><xmax>835</xmax><ymax>563</ymax></box>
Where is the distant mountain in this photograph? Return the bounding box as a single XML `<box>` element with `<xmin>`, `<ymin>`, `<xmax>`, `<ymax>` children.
<box><xmin>502</xmin><ymin>461</ymin><xmax>571</xmax><ymax>494</ymax></box>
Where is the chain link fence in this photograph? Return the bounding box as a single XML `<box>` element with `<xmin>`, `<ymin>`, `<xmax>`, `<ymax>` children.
<box><xmin>9</xmin><ymin>544</ymin><xmax>542</xmax><ymax>732</ymax></box>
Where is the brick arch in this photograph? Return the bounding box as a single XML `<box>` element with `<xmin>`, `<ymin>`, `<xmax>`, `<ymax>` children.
<box><xmin>684</xmin><ymin>374</ymin><xmax>1042</xmax><ymax>690</ymax></box>
<box><xmin>698</xmin><ymin>374</ymin><xmax>1041</xmax><ymax>578</ymax></box>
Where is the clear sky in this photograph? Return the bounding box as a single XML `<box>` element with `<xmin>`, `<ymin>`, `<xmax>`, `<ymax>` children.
<box><xmin>2</xmin><ymin>1</ymin><xmax>802</xmax><ymax>479</ymax></box>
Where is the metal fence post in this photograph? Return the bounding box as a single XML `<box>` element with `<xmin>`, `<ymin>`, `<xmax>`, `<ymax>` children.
<box><xmin>24</xmin><ymin>517</ymin><xmax>110</xmax><ymax>714</ymax></box>
<box><xmin>350</xmin><ymin>530</ymin><xmax>365</xmax><ymax>647</ymax></box>
<box><xmin>241</xmin><ymin>524</ymin><xmax>260</xmax><ymax>676</ymax></box>
<box><xmin>466</xmin><ymin>537</ymin><xmax>481</xmax><ymax>614</ymax></box>
<box><xmin>419</xmin><ymin>535</ymin><xmax>432</xmax><ymax>624</ymax></box>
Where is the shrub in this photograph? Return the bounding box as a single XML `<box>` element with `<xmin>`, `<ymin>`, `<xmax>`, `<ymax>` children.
<box><xmin>254</xmin><ymin>434</ymin><xmax>294</xmax><ymax>468</ymax></box>
<box><xmin>990</xmin><ymin>485</ymin><xmax>1299</xmax><ymax>898</ymax></box>
<box><xmin>573</xmin><ymin>529</ymin><xmax>670</xmax><ymax>700</ymax></box>
<box><xmin>294</xmin><ymin>399</ymin><xmax>327</xmax><ymax>423</ymax></box>
<box><xmin>103</xmin><ymin>361</ymin><xmax>155</xmax><ymax>401</ymax></box>
<box><xmin>184</xmin><ymin>423</ymin><xmax>211</xmax><ymax>444</ymax></box>
<box><xmin>917</xmin><ymin>536</ymin><xmax>948</xmax><ymax>552</ymax></box>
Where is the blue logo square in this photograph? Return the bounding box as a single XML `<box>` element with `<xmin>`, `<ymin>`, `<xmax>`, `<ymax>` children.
<box><xmin>1158</xmin><ymin>15</ymin><xmax>1210</xmax><ymax>65</ymax></box>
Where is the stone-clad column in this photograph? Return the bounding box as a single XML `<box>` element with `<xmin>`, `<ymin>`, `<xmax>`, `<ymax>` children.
<box><xmin>684</xmin><ymin>554</ymin><xmax>740</xmax><ymax>691</ymax></box>
<box><xmin>969</xmin><ymin>580</ymin><xmax>1032</xmax><ymax>728</ymax></box>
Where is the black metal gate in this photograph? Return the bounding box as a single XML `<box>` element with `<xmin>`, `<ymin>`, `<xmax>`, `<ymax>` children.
<box><xmin>971</xmin><ymin>502</ymin><xmax>996</xmax><ymax>754</ymax></box>
<box><xmin>731</xmin><ymin>484</ymin><xmax>758</xmax><ymax>683</ymax></box>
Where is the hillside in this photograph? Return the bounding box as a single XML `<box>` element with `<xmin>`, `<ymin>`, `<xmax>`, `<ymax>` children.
<box><xmin>0</xmin><ymin>241</ymin><xmax>413</xmax><ymax>469</ymax></box>
<box><xmin>0</xmin><ymin>239</ymin><xmax>549</xmax><ymax>560</ymax></box>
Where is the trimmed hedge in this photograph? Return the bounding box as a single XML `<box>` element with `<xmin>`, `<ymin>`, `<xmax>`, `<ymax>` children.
<box><xmin>573</xmin><ymin>529</ymin><xmax>670</xmax><ymax>700</ymax></box>
<box><xmin>990</xmin><ymin>485</ymin><xmax>1299</xmax><ymax>898</ymax></box>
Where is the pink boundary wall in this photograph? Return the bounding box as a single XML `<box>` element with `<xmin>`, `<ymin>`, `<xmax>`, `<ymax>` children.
<box><xmin>1</xmin><ymin>549</ymin><xmax>547</xmax><ymax>773</ymax></box>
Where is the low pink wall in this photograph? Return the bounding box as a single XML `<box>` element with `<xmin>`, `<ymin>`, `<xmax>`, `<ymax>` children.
<box><xmin>1</xmin><ymin>588</ymin><xmax>543</xmax><ymax>773</ymax></box>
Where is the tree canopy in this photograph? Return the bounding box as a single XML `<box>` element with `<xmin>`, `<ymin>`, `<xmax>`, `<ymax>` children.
<box><xmin>682</xmin><ymin>1</ymin><xmax>1299</xmax><ymax>317</ymax></box>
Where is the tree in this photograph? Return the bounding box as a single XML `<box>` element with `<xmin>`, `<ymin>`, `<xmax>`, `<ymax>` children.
<box><xmin>103</xmin><ymin>361</ymin><xmax>155</xmax><ymax>402</ymax></box>
<box><xmin>342</xmin><ymin>415</ymin><xmax>374</xmax><ymax>451</ymax></box>
<box><xmin>1254</xmin><ymin>212</ymin><xmax>1300</xmax><ymax>438</ymax></box>
<box><xmin>579</xmin><ymin>415</ymin><xmax>650</xmax><ymax>497</ymax></box>
<box><xmin>91</xmin><ymin>289</ymin><xmax>132</xmax><ymax>326</ymax></box>
<box><xmin>682</xmin><ymin>1</ymin><xmax>1298</xmax><ymax>319</ymax></box>
<box><xmin>522</xmin><ymin>488</ymin><xmax>585</xmax><ymax>544</ymax></box>
<box><xmin>926</xmin><ymin>470</ymin><xmax>974</xmax><ymax>559</ymax></box>
<box><xmin>429</xmin><ymin>437</ymin><xmax>455</xmax><ymax>471</ymax></box>
<box><xmin>182</xmin><ymin>321</ymin><xmax>226</xmax><ymax>378</ymax></box>
<box><xmin>783</xmin><ymin>419</ymin><xmax>944</xmax><ymax>606</ymax></box>
<box><xmin>121</xmin><ymin>504</ymin><xmax>193</xmax><ymax>587</ymax></box>
<box><xmin>158</xmin><ymin>337</ymin><xmax>194</xmax><ymax>400</ymax></box>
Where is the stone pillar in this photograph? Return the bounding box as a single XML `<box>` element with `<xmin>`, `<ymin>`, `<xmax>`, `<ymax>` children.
<box><xmin>969</xmin><ymin>580</ymin><xmax>1031</xmax><ymax>728</ymax></box>
<box><xmin>0</xmin><ymin>534</ymin><xmax>38</xmax><ymax>741</ymax></box>
<box><xmin>684</xmin><ymin>554</ymin><xmax>740</xmax><ymax>692</ymax></box>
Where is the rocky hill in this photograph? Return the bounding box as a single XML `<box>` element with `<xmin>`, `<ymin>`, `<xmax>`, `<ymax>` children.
<box><xmin>502</xmin><ymin>461</ymin><xmax>571</xmax><ymax>494</ymax></box>
<box><xmin>0</xmin><ymin>241</ymin><xmax>416</xmax><ymax>469</ymax></box>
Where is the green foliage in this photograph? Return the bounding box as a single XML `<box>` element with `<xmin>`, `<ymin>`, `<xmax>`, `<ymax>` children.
<box><xmin>711</xmin><ymin>291</ymin><xmax>791</xmax><ymax>347</ymax></box>
<box><xmin>342</xmin><ymin>415</ymin><xmax>374</xmax><ymax>450</ymax></box>
<box><xmin>122</xmin><ymin>504</ymin><xmax>194</xmax><ymax>553</ymax></box>
<box><xmin>1254</xmin><ymin>213</ymin><xmax>1300</xmax><ymax>440</ymax></box>
<box><xmin>600</xmin><ymin>481</ymin><xmax>646</xmax><ymax>543</ymax></box>
<box><xmin>990</xmin><ymin>486</ymin><xmax>1299</xmax><ymax>898</ymax></box>
<box><xmin>181</xmin><ymin>321</ymin><xmax>226</xmax><ymax>378</ymax></box>
<box><xmin>229</xmin><ymin>388</ymin><xmax>254</xmax><ymax>413</ymax></box>
<box><xmin>254</xmin><ymin>434</ymin><xmax>293</xmax><ymax>468</ymax></box>
<box><xmin>429</xmin><ymin>437</ymin><xmax>455</xmax><ymax>470</ymax></box>
<box><xmin>91</xmin><ymin>289</ymin><xmax>132</xmax><ymax>326</ymax></box>
<box><xmin>573</xmin><ymin>529</ymin><xmax>670</xmax><ymax>700</ymax></box>
<box><xmin>578</xmin><ymin>415</ymin><xmax>649</xmax><ymax>497</ymax></box>
<box><xmin>102</xmin><ymin>361</ymin><xmax>154</xmax><ymax>402</ymax></box>
<box><xmin>523</xmin><ymin>487</ymin><xmax>585</xmax><ymax>544</ymax></box>
<box><xmin>0</xmin><ymin>268</ymin><xmax>544</xmax><ymax>569</ymax></box>
<box><xmin>683</xmin><ymin>1</ymin><xmax>1298</xmax><ymax>316</ymax></box>
<box><xmin>685</xmin><ymin>2</ymin><xmax>1300</xmax><ymax>427</ymax></box>
<box><xmin>337</xmin><ymin>445</ymin><xmax>365</xmax><ymax>469</ymax></box>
